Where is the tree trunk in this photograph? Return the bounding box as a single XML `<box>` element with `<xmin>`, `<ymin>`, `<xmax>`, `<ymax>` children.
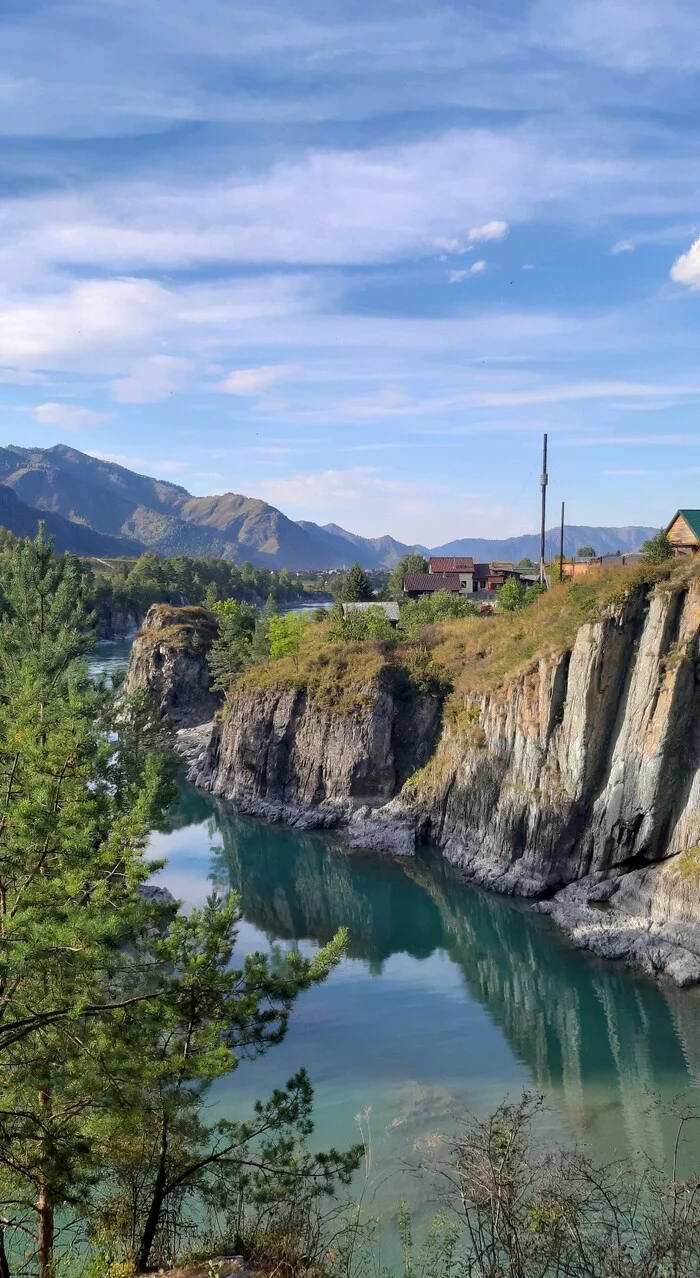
<box><xmin>136</xmin><ymin>1120</ymin><xmax>169</xmax><ymax>1272</ymax></box>
<box><xmin>0</xmin><ymin>1224</ymin><xmax>11</xmax><ymax>1278</ymax></box>
<box><xmin>37</xmin><ymin>1185</ymin><xmax>54</xmax><ymax>1278</ymax></box>
<box><xmin>37</xmin><ymin>1089</ymin><xmax>53</xmax><ymax>1278</ymax></box>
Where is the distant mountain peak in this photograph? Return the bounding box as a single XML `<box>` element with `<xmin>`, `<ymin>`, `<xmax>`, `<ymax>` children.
<box><xmin>0</xmin><ymin>443</ymin><xmax>660</xmax><ymax>571</ymax></box>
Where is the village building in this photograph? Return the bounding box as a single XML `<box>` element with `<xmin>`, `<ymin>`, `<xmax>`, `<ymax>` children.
<box><xmin>428</xmin><ymin>556</ymin><xmax>474</xmax><ymax>593</ymax></box>
<box><xmin>403</xmin><ymin>558</ymin><xmax>535</xmax><ymax>601</ymax></box>
<box><xmin>665</xmin><ymin>510</ymin><xmax>700</xmax><ymax>555</ymax></box>
<box><xmin>402</xmin><ymin>572</ymin><xmax>462</xmax><ymax>600</ymax></box>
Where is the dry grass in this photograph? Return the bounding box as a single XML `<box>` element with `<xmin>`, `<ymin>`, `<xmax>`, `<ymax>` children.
<box><xmin>234</xmin><ymin>558</ymin><xmax>700</xmax><ymax>710</ymax></box>
<box><xmin>428</xmin><ymin>560</ymin><xmax>687</xmax><ymax>697</ymax></box>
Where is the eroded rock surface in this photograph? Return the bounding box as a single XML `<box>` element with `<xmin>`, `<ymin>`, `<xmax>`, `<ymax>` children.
<box><xmin>124</xmin><ymin>604</ymin><xmax>221</xmax><ymax>726</ymax></box>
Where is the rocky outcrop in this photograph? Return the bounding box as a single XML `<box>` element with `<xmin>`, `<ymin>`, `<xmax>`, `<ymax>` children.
<box><xmin>191</xmin><ymin>674</ymin><xmax>442</xmax><ymax>831</ymax></box>
<box><xmin>396</xmin><ymin>581</ymin><xmax>700</xmax><ymax>897</ymax></box>
<box><xmin>124</xmin><ymin>604</ymin><xmax>221</xmax><ymax>726</ymax></box>
<box><xmin>190</xmin><ymin>576</ymin><xmax>700</xmax><ymax>983</ymax></box>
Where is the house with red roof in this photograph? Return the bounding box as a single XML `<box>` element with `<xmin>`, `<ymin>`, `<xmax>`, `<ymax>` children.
<box><xmin>428</xmin><ymin>556</ymin><xmax>474</xmax><ymax>593</ymax></box>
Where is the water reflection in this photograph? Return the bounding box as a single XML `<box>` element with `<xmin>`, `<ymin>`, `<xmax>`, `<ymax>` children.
<box><xmin>188</xmin><ymin>800</ymin><xmax>700</xmax><ymax>1171</ymax></box>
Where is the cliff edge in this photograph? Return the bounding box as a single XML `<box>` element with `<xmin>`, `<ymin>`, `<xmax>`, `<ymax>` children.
<box><xmin>124</xmin><ymin>603</ymin><xmax>221</xmax><ymax>726</ymax></box>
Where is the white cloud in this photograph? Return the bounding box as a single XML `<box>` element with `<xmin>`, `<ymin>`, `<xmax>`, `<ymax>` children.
<box><xmin>670</xmin><ymin>237</ymin><xmax>700</xmax><ymax>289</ymax></box>
<box><xmin>434</xmin><ymin>237</ymin><xmax>468</xmax><ymax>256</ymax></box>
<box><xmin>33</xmin><ymin>402</ymin><xmax>110</xmax><ymax>428</ymax></box>
<box><xmin>449</xmin><ymin>261</ymin><xmax>486</xmax><ymax>283</ymax></box>
<box><xmin>0</xmin><ymin>123</ymin><xmax>649</xmax><ymax>278</ymax></box>
<box><xmin>468</xmin><ymin>221</ymin><xmax>508</xmax><ymax>242</ymax></box>
<box><xmin>218</xmin><ymin>364</ymin><xmax>292</xmax><ymax>395</ymax></box>
<box><xmin>522</xmin><ymin>263</ymin><xmax>535</xmax><ymax>269</ymax></box>
<box><xmin>257</xmin><ymin>465</ymin><xmax>528</xmax><ymax>543</ymax></box>
<box><xmin>612</xmin><ymin>240</ymin><xmax>636</xmax><ymax>254</ymax></box>
<box><xmin>260</xmin><ymin>465</ymin><xmax>421</xmax><ymax>508</ymax></box>
<box><xmin>0</xmin><ymin>279</ymin><xmax>172</xmax><ymax>368</ymax></box>
<box><xmin>110</xmin><ymin>356</ymin><xmax>191</xmax><ymax>403</ymax></box>
<box><xmin>530</xmin><ymin>0</ymin><xmax>700</xmax><ymax>71</ymax></box>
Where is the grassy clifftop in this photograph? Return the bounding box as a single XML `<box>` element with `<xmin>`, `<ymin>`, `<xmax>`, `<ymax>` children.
<box><xmin>237</xmin><ymin>559</ymin><xmax>699</xmax><ymax>711</ymax></box>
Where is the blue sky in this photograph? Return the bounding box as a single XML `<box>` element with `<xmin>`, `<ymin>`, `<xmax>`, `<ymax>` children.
<box><xmin>3</xmin><ymin>0</ymin><xmax>700</xmax><ymax>542</ymax></box>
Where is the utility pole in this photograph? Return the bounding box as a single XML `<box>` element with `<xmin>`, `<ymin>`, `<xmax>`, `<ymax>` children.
<box><xmin>559</xmin><ymin>501</ymin><xmax>565</xmax><ymax>583</ymax></box>
<box><xmin>539</xmin><ymin>433</ymin><xmax>548</xmax><ymax>585</ymax></box>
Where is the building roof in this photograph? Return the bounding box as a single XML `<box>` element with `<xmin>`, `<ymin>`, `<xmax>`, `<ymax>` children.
<box><xmin>666</xmin><ymin>510</ymin><xmax>700</xmax><ymax>541</ymax></box>
<box><xmin>429</xmin><ymin>556</ymin><xmax>474</xmax><ymax>572</ymax></box>
<box><xmin>403</xmin><ymin>573</ymin><xmax>461</xmax><ymax>593</ymax></box>
<box><xmin>342</xmin><ymin>601</ymin><xmax>400</xmax><ymax>621</ymax></box>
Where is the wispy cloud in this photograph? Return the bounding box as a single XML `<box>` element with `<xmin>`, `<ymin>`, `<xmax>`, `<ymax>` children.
<box><xmin>34</xmin><ymin>402</ymin><xmax>110</xmax><ymax>428</ymax></box>
<box><xmin>218</xmin><ymin>365</ymin><xmax>292</xmax><ymax>395</ymax></box>
<box><xmin>111</xmin><ymin>356</ymin><xmax>192</xmax><ymax>404</ymax></box>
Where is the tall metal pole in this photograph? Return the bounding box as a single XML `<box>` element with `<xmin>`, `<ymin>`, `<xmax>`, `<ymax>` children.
<box><xmin>539</xmin><ymin>433</ymin><xmax>548</xmax><ymax>585</ymax></box>
<box><xmin>559</xmin><ymin>500</ymin><xmax>565</xmax><ymax>583</ymax></box>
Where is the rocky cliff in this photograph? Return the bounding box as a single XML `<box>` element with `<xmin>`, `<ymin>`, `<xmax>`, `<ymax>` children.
<box><xmin>185</xmin><ymin>574</ymin><xmax>700</xmax><ymax>982</ymax></box>
<box><xmin>190</xmin><ymin>670</ymin><xmax>442</xmax><ymax>838</ymax></box>
<box><xmin>124</xmin><ymin>604</ymin><xmax>221</xmax><ymax>726</ymax></box>
<box><xmin>126</xmin><ymin>574</ymin><xmax>700</xmax><ymax>982</ymax></box>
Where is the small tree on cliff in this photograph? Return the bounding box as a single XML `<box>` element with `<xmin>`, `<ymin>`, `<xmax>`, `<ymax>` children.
<box><xmin>208</xmin><ymin>599</ymin><xmax>258</xmax><ymax>691</ymax></box>
<box><xmin>268</xmin><ymin>611</ymin><xmax>309</xmax><ymax>671</ymax></box>
<box><xmin>336</xmin><ymin>563</ymin><xmax>374</xmax><ymax>602</ymax></box>
<box><xmin>498</xmin><ymin>578</ymin><xmax>526</xmax><ymax>612</ymax></box>
<box><xmin>641</xmin><ymin>530</ymin><xmax>674</xmax><ymax>564</ymax></box>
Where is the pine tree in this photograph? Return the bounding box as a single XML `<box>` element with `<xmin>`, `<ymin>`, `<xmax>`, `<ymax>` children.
<box><xmin>0</xmin><ymin>533</ymin><xmax>174</xmax><ymax>1277</ymax></box>
<box><xmin>93</xmin><ymin>896</ymin><xmax>357</xmax><ymax>1271</ymax></box>
<box><xmin>336</xmin><ymin>563</ymin><xmax>373</xmax><ymax>602</ymax></box>
<box><xmin>0</xmin><ymin>533</ymin><xmax>357</xmax><ymax>1276</ymax></box>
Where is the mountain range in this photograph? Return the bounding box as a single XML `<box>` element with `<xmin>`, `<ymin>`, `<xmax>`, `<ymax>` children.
<box><xmin>0</xmin><ymin>444</ymin><xmax>659</xmax><ymax>569</ymax></box>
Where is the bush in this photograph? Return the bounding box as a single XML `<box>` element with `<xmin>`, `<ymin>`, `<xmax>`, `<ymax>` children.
<box><xmin>641</xmin><ymin>530</ymin><xmax>674</xmax><ymax>564</ymax></box>
<box><xmin>498</xmin><ymin>577</ymin><xmax>527</xmax><ymax>612</ymax></box>
<box><xmin>401</xmin><ymin>592</ymin><xmax>477</xmax><ymax>638</ymax></box>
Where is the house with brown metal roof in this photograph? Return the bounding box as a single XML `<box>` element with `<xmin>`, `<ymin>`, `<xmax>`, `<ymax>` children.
<box><xmin>428</xmin><ymin>556</ymin><xmax>474</xmax><ymax>593</ymax></box>
<box><xmin>403</xmin><ymin>572</ymin><xmax>462</xmax><ymax>599</ymax></box>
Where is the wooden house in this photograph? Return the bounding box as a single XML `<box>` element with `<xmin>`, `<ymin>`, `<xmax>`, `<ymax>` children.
<box><xmin>403</xmin><ymin>572</ymin><xmax>461</xmax><ymax>600</ymax></box>
<box><xmin>665</xmin><ymin>510</ymin><xmax>700</xmax><ymax>555</ymax></box>
<box><xmin>428</xmin><ymin>556</ymin><xmax>474</xmax><ymax>593</ymax></box>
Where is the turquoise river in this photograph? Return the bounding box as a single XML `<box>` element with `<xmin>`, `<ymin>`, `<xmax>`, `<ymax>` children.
<box><xmin>94</xmin><ymin>642</ymin><xmax>700</xmax><ymax>1232</ymax></box>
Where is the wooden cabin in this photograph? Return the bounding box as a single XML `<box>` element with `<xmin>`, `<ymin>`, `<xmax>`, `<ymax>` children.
<box><xmin>403</xmin><ymin>572</ymin><xmax>462</xmax><ymax>599</ymax></box>
<box><xmin>665</xmin><ymin>510</ymin><xmax>700</xmax><ymax>555</ymax></box>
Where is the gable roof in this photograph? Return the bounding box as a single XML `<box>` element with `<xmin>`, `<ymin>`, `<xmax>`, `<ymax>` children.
<box><xmin>403</xmin><ymin>572</ymin><xmax>461</xmax><ymax>592</ymax></box>
<box><xmin>429</xmin><ymin>556</ymin><xmax>474</xmax><ymax>572</ymax></box>
<box><xmin>666</xmin><ymin>510</ymin><xmax>700</xmax><ymax>541</ymax></box>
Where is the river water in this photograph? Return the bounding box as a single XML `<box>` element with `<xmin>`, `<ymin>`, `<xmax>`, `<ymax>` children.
<box><xmin>91</xmin><ymin>642</ymin><xmax>700</xmax><ymax>1234</ymax></box>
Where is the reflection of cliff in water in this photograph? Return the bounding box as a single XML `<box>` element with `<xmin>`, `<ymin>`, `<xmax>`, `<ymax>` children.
<box><xmin>212</xmin><ymin>800</ymin><xmax>700</xmax><ymax>1164</ymax></box>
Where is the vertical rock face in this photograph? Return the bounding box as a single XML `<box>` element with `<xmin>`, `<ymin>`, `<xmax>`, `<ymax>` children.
<box><xmin>123</xmin><ymin>604</ymin><xmax>221</xmax><ymax>726</ymax></box>
<box><xmin>194</xmin><ymin>676</ymin><xmax>443</xmax><ymax>831</ymax></box>
<box><xmin>404</xmin><ymin>581</ymin><xmax>700</xmax><ymax>895</ymax></box>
